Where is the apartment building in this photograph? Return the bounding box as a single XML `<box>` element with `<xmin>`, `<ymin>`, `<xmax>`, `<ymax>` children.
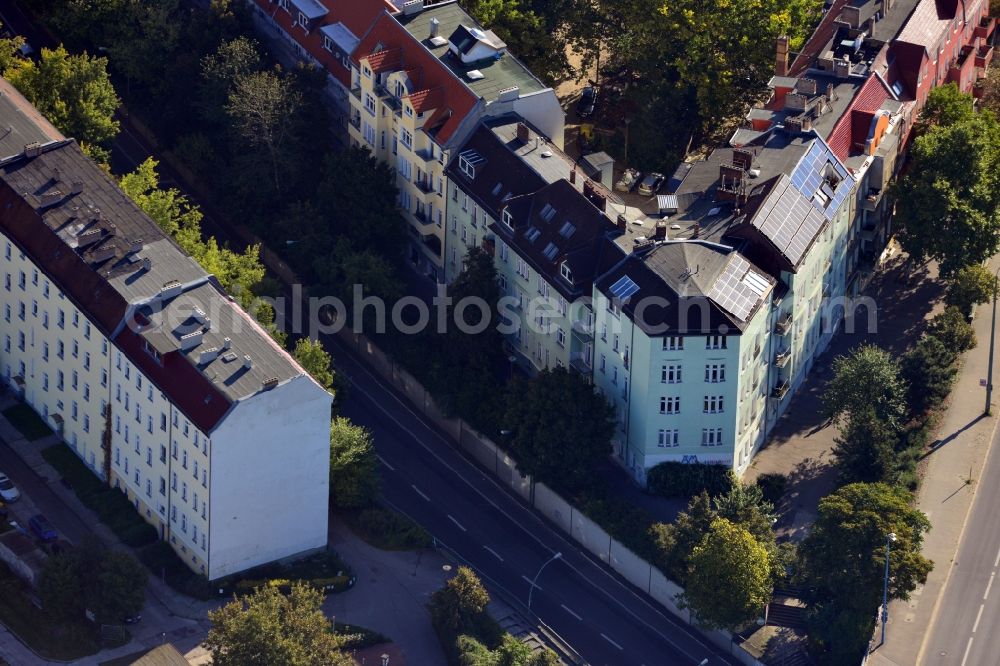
<box><xmin>593</xmin><ymin>125</ymin><xmax>855</xmax><ymax>482</ymax></box>
<box><xmin>0</xmin><ymin>86</ymin><xmax>331</xmax><ymax>580</ymax></box>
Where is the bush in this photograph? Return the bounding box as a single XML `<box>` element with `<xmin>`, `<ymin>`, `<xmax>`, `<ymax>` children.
<box><xmin>575</xmin><ymin>490</ymin><xmax>657</xmax><ymax>560</ymax></box>
<box><xmin>945</xmin><ymin>263</ymin><xmax>994</xmax><ymax>313</ymax></box>
<box><xmin>335</xmin><ymin>623</ymin><xmax>390</xmax><ymax>650</ymax></box>
<box><xmin>138</xmin><ymin>542</ymin><xmax>213</xmax><ymax>600</ymax></box>
<box><xmin>2</xmin><ymin>404</ymin><xmax>54</xmax><ymax>440</ymax></box>
<box><xmin>754</xmin><ymin>473</ymin><xmax>788</xmax><ymax>507</ymax></box>
<box><xmin>647</xmin><ymin>462</ymin><xmax>735</xmax><ymax>499</ymax></box>
<box><xmin>342</xmin><ymin>506</ymin><xmax>432</xmax><ymax>551</ymax></box>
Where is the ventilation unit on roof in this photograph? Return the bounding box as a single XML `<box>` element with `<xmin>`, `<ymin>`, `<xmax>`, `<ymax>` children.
<box><xmin>180</xmin><ymin>330</ymin><xmax>203</xmax><ymax>351</ymax></box>
<box><xmin>467</xmin><ymin>69</ymin><xmax>485</xmax><ymax>81</ymax></box>
<box><xmin>221</xmin><ymin>351</ymin><xmax>238</xmax><ymax>363</ymax></box>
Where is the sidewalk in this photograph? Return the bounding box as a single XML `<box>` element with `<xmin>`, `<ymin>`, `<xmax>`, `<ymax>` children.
<box><xmin>868</xmin><ymin>258</ymin><xmax>1000</xmax><ymax>664</ymax></box>
<box><xmin>744</xmin><ymin>257</ymin><xmax>944</xmax><ymax>541</ymax></box>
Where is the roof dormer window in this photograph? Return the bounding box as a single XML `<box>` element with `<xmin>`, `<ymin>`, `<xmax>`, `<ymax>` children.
<box><xmin>560</xmin><ymin>262</ymin><xmax>572</xmax><ymax>282</ymax></box>
<box><xmin>363</xmin><ymin>65</ymin><xmax>372</xmax><ymax>78</ymax></box>
<box><xmin>458</xmin><ymin>150</ymin><xmax>484</xmax><ymax>179</ymax></box>
<box><xmin>502</xmin><ymin>207</ymin><xmax>513</xmax><ymax>228</ymax></box>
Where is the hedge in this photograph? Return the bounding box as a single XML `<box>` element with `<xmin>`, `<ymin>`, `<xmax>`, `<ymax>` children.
<box><xmin>646</xmin><ymin>462</ymin><xmax>736</xmax><ymax>499</ymax></box>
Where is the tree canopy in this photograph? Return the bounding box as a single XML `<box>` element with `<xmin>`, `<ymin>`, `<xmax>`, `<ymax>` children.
<box><xmin>926</xmin><ymin>306</ymin><xmax>976</xmax><ymax>355</ymax></box>
<box><xmin>896</xmin><ymin>90</ymin><xmax>1000</xmax><ymax>275</ymax></box>
<box><xmin>831</xmin><ymin>406</ymin><xmax>897</xmax><ymax>484</ymax></box>
<box><xmin>328</xmin><ymin>417</ymin><xmax>380</xmax><ymax>509</ymax></box>
<box><xmin>205</xmin><ymin>583</ymin><xmax>351</xmax><ymax>666</ymax></box>
<box><xmin>682</xmin><ymin>518</ymin><xmax>773</xmax><ymax>631</ymax></box>
<box><xmin>945</xmin><ymin>263</ymin><xmax>995</xmax><ymax>313</ymax></box>
<box><xmin>502</xmin><ymin>366</ymin><xmax>615</xmax><ymax>492</ymax></box>
<box><xmin>39</xmin><ymin>540</ymin><xmax>147</xmax><ymax>623</ymax></box>
<box><xmin>823</xmin><ymin>345</ymin><xmax>907</xmax><ymax>429</ymax></box>
<box><xmin>293</xmin><ymin>337</ymin><xmax>335</xmax><ymax>391</ymax></box>
<box><xmin>900</xmin><ymin>334</ymin><xmax>958</xmax><ymax>415</ymax></box>
<box><xmin>4</xmin><ymin>45</ymin><xmax>119</xmax><ymax>148</ymax></box>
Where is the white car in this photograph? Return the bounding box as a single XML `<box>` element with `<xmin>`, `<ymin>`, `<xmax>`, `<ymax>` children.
<box><xmin>0</xmin><ymin>473</ymin><xmax>20</xmax><ymax>502</ymax></box>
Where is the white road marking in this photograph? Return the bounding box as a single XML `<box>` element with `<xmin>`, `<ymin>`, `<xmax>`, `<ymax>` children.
<box><xmin>973</xmin><ymin>604</ymin><xmax>985</xmax><ymax>633</ymax></box>
<box><xmin>561</xmin><ymin>604</ymin><xmax>582</xmax><ymax>621</ymax></box>
<box><xmin>961</xmin><ymin>636</ymin><xmax>974</xmax><ymax>666</ymax></box>
<box><xmin>483</xmin><ymin>545</ymin><xmax>504</xmax><ymax>562</ymax></box>
<box><xmin>522</xmin><ymin>575</ymin><xmax>541</xmax><ymax>590</ymax></box>
<box><xmin>601</xmin><ymin>633</ymin><xmax>624</xmax><ymax>650</ymax></box>
<box><xmin>376</xmin><ymin>454</ymin><xmax>396</xmax><ymax>471</ymax></box>
<box><xmin>985</xmin><ymin>572</ymin><xmax>996</xmax><ymax>601</ymax></box>
<box><xmin>447</xmin><ymin>514</ymin><xmax>467</xmax><ymax>532</ymax></box>
<box><xmin>994</xmin><ymin>546</ymin><xmax>1000</xmax><ymax>569</ymax></box>
<box><xmin>411</xmin><ymin>485</ymin><xmax>430</xmax><ymax>501</ymax></box>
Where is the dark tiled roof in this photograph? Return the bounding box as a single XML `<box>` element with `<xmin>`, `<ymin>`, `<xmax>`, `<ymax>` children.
<box><xmin>490</xmin><ymin>179</ymin><xmax>623</xmax><ymax>300</ymax></box>
<box><xmin>0</xmin><ymin>79</ymin><xmax>63</xmax><ymax>158</ymax></box>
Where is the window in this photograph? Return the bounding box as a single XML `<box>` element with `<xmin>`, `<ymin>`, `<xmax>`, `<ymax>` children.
<box><xmin>160</xmin><ymin>413</ymin><xmax>167</xmax><ymax>431</ymax></box>
<box><xmin>612</xmin><ymin>334</ymin><xmax>620</xmax><ymax>352</ymax></box>
<box><xmin>658</xmin><ymin>429</ymin><xmax>679</xmax><ymax>448</ymax></box>
<box><xmin>146</xmin><ymin>447</ymin><xmax>152</xmax><ymax>466</ymax></box>
<box><xmin>2</xmin><ymin>274</ymin><xmax>7</xmax><ymax>291</ymax></box>
<box><xmin>663</xmin><ymin>336</ymin><xmax>683</xmax><ymax>351</ymax></box>
<box><xmin>72</xmin><ymin>402</ymin><xmax>78</xmax><ymax>421</ymax></box>
<box><xmin>160</xmin><ymin>445</ymin><xmax>167</xmax><ymax>463</ymax></box>
<box><xmin>364</xmin><ymin>92</ymin><xmax>376</xmax><ymax>115</ymax></box>
<box><xmin>18</xmin><ymin>271</ymin><xmax>25</xmax><ymax>289</ymax></box>
<box><xmin>661</xmin><ymin>364</ymin><xmax>682</xmax><ymax>383</ymax></box>
<box><xmin>72</xmin><ymin>371</ymin><xmax>78</xmax><ymax>390</ymax></box>
<box><xmin>84</xmin><ymin>322</ymin><xmax>91</xmax><ymax>339</ymax></box>
<box><xmin>702</xmin><ymin>428</ymin><xmax>724</xmax><ymax>446</ymax></box>
<box><xmin>556</xmin><ymin>328</ymin><xmax>566</xmax><ymax>347</ymax></box>
<box><xmin>42</xmin><ymin>311</ymin><xmax>48</xmax><ymax>328</ymax></box>
<box><xmin>57</xmin><ymin>341</ymin><xmax>64</xmax><ymax>359</ymax></box>
<box><xmin>159</xmin><ymin>477</ymin><xmax>166</xmax><ymax>496</ymax></box>
<box><xmin>146</xmin><ymin>478</ymin><xmax>152</xmax><ymax>498</ymax></box>
<box><xmin>705</xmin><ymin>364</ymin><xmax>726</xmax><ymax>383</ymax></box>
<box><xmin>57</xmin><ymin>371</ymin><xmax>63</xmax><ymax>391</ymax></box>
<box><xmin>83</xmin><ymin>383</ymin><xmax>90</xmax><ymax>401</ymax></box>
<box><xmin>400</xmin><ymin>128</ymin><xmax>412</xmax><ymax>149</ymax></box>
<box><xmin>42</xmin><ymin>342</ymin><xmax>49</xmax><ymax>361</ymax></box>
<box><xmin>182</xmin><ymin>450</ymin><xmax>188</xmax><ymax>470</ymax></box>
<box><xmin>560</xmin><ymin>262</ymin><xmax>572</xmax><ymax>282</ymax></box>
<box><xmin>57</xmin><ymin>310</ymin><xmax>64</xmax><ymax>328</ymax></box>
<box><xmin>172</xmin><ymin>472</ymin><xmax>177</xmax><ymax>491</ymax></box>
<box><xmin>660</xmin><ymin>396</ymin><xmax>680</xmax><ymax>414</ymax></box>
<box><xmin>101</xmin><ymin>369</ymin><xmax>108</xmax><ymax>387</ymax></box>
<box><xmin>83</xmin><ymin>352</ymin><xmax>90</xmax><ymax>370</ymax></box>
<box><xmin>42</xmin><ymin>373</ymin><xmax>49</xmax><ymax>391</ymax></box>
<box><xmin>182</xmin><ymin>482</ymin><xmax>187</xmax><ymax>502</ymax></box>
<box><xmin>703</xmin><ymin>395</ymin><xmax>724</xmax><ymax>413</ymax></box>
<box><xmin>83</xmin><ymin>415</ymin><xmax>90</xmax><ymax>433</ymax></box>
<box><xmin>599</xmin><ymin>354</ymin><xmax>606</xmax><ymax>372</ymax></box>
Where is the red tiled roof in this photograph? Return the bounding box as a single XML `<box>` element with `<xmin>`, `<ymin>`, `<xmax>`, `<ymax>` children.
<box><xmin>352</xmin><ymin>13</ymin><xmax>477</xmax><ymax>144</ymax></box>
<box><xmin>365</xmin><ymin>47</ymin><xmax>404</xmax><ymax>73</ymax></box>
<box><xmin>251</xmin><ymin>0</ymin><xmax>394</xmax><ymax>87</ymax></box>
<box><xmin>406</xmin><ymin>87</ymin><xmax>443</xmax><ymax>113</ymax></box>
<box><xmin>826</xmin><ymin>75</ymin><xmax>893</xmax><ymax>161</ymax></box>
<box><xmin>789</xmin><ymin>0</ymin><xmax>852</xmax><ymax>76</ymax></box>
<box><xmin>897</xmin><ymin>0</ymin><xmax>958</xmax><ymax>48</ymax></box>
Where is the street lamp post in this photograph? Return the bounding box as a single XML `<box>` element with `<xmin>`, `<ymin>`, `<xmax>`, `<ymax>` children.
<box><xmin>986</xmin><ymin>271</ymin><xmax>999</xmax><ymax>415</ymax></box>
<box><xmin>527</xmin><ymin>552</ymin><xmax>562</xmax><ymax>610</ymax></box>
<box><xmin>881</xmin><ymin>532</ymin><xmax>897</xmax><ymax>647</ymax></box>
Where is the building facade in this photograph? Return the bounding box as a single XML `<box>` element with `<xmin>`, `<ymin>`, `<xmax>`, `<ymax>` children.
<box><xmin>0</xmin><ymin>88</ymin><xmax>331</xmax><ymax>580</ymax></box>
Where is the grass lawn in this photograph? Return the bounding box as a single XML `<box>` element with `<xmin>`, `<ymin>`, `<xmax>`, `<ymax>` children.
<box><xmin>0</xmin><ymin>563</ymin><xmax>103</xmax><ymax>661</ymax></box>
<box><xmin>2</xmin><ymin>404</ymin><xmax>53</xmax><ymax>441</ymax></box>
<box><xmin>340</xmin><ymin>505</ymin><xmax>433</xmax><ymax>551</ymax></box>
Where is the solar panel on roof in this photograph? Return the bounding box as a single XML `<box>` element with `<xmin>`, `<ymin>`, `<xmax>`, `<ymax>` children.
<box><xmin>609</xmin><ymin>275</ymin><xmax>640</xmax><ymax>302</ymax></box>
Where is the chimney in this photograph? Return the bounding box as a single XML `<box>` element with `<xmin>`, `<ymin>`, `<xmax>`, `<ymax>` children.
<box><xmin>692</xmin><ymin>223</ymin><xmax>700</xmax><ymax>239</ymax></box>
<box><xmin>775</xmin><ymin>36</ymin><xmax>790</xmax><ymax>77</ymax></box>
<box><xmin>192</xmin><ymin>307</ymin><xmax>207</xmax><ymax>324</ymax></box>
<box><xmin>429</xmin><ymin>17</ymin><xmax>439</xmax><ymax>38</ymax></box>
<box><xmin>243</xmin><ymin>354</ymin><xmax>253</xmax><ymax>370</ymax></box>
<box><xmin>516</xmin><ymin>122</ymin><xmax>530</xmax><ymax>144</ymax></box>
<box><xmin>796</xmin><ymin>77</ymin><xmax>818</xmax><ymax>96</ymax></box>
<box><xmin>222</xmin><ymin>337</ymin><xmax>232</xmax><ymax>350</ymax></box>
<box><xmin>654</xmin><ymin>223</ymin><xmax>667</xmax><ymax>241</ymax></box>
<box><xmin>180</xmin><ymin>330</ymin><xmax>203</xmax><ymax>351</ymax></box>
<box><xmin>785</xmin><ymin>92</ymin><xmax>806</xmax><ymax>110</ymax></box>
<box><xmin>826</xmin><ymin>83</ymin><xmax>835</xmax><ymax>101</ymax></box>
<box><xmin>801</xmin><ymin>116</ymin><xmax>813</xmax><ymax>132</ymax></box>
<box><xmin>616</xmin><ymin>214</ymin><xmax>627</xmax><ymax>233</ymax></box>
<box><xmin>127</xmin><ymin>239</ymin><xmax>143</xmax><ymax>255</ymax></box>
<box><xmin>262</xmin><ymin>377</ymin><xmax>280</xmax><ymax>390</ymax></box>
<box><xmin>569</xmin><ymin>168</ymin><xmax>577</xmax><ymax>184</ymax></box>
<box><xmin>23</xmin><ymin>142</ymin><xmax>42</xmax><ymax>158</ymax></box>
<box><xmin>70</xmin><ymin>181</ymin><xmax>83</xmax><ymax>195</ymax></box>
<box><xmin>834</xmin><ymin>58</ymin><xmax>850</xmax><ymax>79</ymax></box>
<box><xmin>159</xmin><ymin>280</ymin><xmax>183</xmax><ymax>300</ymax></box>
<box><xmin>90</xmin><ymin>245</ymin><xmax>116</xmax><ymax>263</ymax></box>
<box><xmin>141</xmin><ymin>257</ymin><xmax>152</xmax><ymax>272</ymax></box>
<box><xmin>732</xmin><ymin>148</ymin><xmax>753</xmax><ymax>171</ymax></box>
<box><xmin>784</xmin><ymin>116</ymin><xmax>803</xmax><ymax>134</ymax></box>
<box><xmin>401</xmin><ymin>0</ymin><xmax>424</xmax><ymax>15</ymax></box>
<box><xmin>77</xmin><ymin>228</ymin><xmax>103</xmax><ymax>248</ymax></box>
<box><xmin>199</xmin><ymin>347</ymin><xmax>219</xmax><ymax>365</ymax></box>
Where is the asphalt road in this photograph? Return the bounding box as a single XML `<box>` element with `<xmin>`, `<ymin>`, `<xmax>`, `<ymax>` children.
<box><xmin>923</xmin><ymin>421</ymin><xmax>1000</xmax><ymax>666</ymax></box>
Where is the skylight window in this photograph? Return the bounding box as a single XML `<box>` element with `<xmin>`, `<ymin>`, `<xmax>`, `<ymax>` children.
<box><xmin>502</xmin><ymin>207</ymin><xmax>514</xmax><ymax>228</ymax></box>
<box><xmin>543</xmin><ymin>242</ymin><xmax>558</xmax><ymax>260</ymax></box>
<box><xmin>559</xmin><ymin>221</ymin><xmax>576</xmax><ymax>239</ymax></box>
<box><xmin>491</xmin><ymin>182</ymin><xmax>503</xmax><ymax>196</ymax></box>
<box><xmin>539</xmin><ymin>203</ymin><xmax>557</xmax><ymax>222</ymax></box>
<box><xmin>525</xmin><ymin>227</ymin><xmax>541</xmax><ymax>243</ymax></box>
<box><xmin>609</xmin><ymin>275</ymin><xmax>640</xmax><ymax>302</ymax></box>
<box><xmin>560</xmin><ymin>262</ymin><xmax>572</xmax><ymax>282</ymax></box>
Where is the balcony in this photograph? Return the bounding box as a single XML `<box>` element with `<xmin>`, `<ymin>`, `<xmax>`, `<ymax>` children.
<box><xmin>350</xmin><ymin>85</ymin><xmax>361</xmax><ymax>101</ymax></box>
<box><xmin>413</xmin><ymin>208</ymin><xmax>433</xmax><ymax>226</ymax></box>
<box><xmin>570</xmin><ymin>351</ymin><xmax>592</xmax><ymax>375</ymax></box>
<box><xmin>775</xmin><ymin>312</ymin><xmax>793</xmax><ymax>335</ymax></box>
<box><xmin>414</xmin><ymin>178</ymin><xmax>436</xmax><ymax>195</ymax></box>
<box><xmin>975</xmin><ymin>16</ymin><xmax>996</xmax><ymax>41</ymax></box>
<box><xmin>772</xmin><ymin>380</ymin><xmax>790</xmax><ymax>399</ymax></box>
<box><xmin>976</xmin><ymin>45</ymin><xmax>993</xmax><ymax>71</ymax></box>
<box><xmin>349</xmin><ymin>115</ymin><xmax>361</xmax><ymax>130</ymax></box>
<box><xmin>571</xmin><ymin>318</ymin><xmax>594</xmax><ymax>339</ymax></box>
<box><xmin>862</xmin><ymin>187</ymin><xmax>883</xmax><ymax>212</ymax></box>
<box><xmin>374</xmin><ymin>83</ymin><xmax>401</xmax><ymax>112</ymax></box>
<box><xmin>774</xmin><ymin>348</ymin><xmax>791</xmax><ymax>368</ymax></box>
<box><xmin>415</xmin><ymin>147</ymin><xmax>443</xmax><ymax>164</ymax></box>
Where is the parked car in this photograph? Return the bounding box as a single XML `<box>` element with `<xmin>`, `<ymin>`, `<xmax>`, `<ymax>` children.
<box><xmin>0</xmin><ymin>473</ymin><xmax>19</xmax><ymax>502</ymax></box>
<box><xmin>28</xmin><ymin>514</ymin><xmax>57</xmax><ymax>542</ymax></box>
<box><xmin>577</xmin><ymin>87</ymin><xmax>597</xmax><ymax>118</ymax></box>
<box><xmin>615</xmin><ymin>168</ymin><xmax>642</xmax><ymax>193</ymax></box>
<box><xmin>637</xmin><ymin>172</ymin><xmax>665</xmax><ymax>196</ymax></box>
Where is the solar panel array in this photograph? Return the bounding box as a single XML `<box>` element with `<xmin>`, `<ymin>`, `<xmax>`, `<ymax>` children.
<box><xmin>708</xmin><ymin>254</ymin><xmax>772</xmax><ymax>323</ymax></box>
<box><xmin>610</xmin><ymin>275</ymin><xmax>640</xmax><ymax>302</ymax></box>
<box><xmin>789</xmin><ymin>141</ymin><xmax>853</xmax><ymax>219</ymax></box>
<box><xmin>752</xmin><ymin>175</ymin><xmax>828</xmax><ymax>267</ymax></box>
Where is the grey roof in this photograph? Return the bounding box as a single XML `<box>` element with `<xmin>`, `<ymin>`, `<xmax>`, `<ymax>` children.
<box><xmin>871</xmin><ymin>0</ymin><xmax>922</xmax><ymax>42</ymax></box>
<box><xmin>395</xmin><ymin>1</ymin><xmax>547</xmax><ymax>100</ymax></box>
<box><xmin>0</xmin><ymin>78</ymin><xmax>64</xmax><ymax>159</ymax></box>
<box><xmin>320</xmin><ymin>22</ymin><xmax>360</xmax><ymax>54</ymax></box>
<box><xmin>0</xmin><ymin>137</ymin><xmax>310</xmax><ymax>431</ymax></box>
<box><xmin>289</xmin><ymin>0</ymin><xmax>328</xmax><ymax>20</ymax></box>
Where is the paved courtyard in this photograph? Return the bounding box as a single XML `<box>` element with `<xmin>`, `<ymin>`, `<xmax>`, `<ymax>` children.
<box><xmin>745</xmin><ymin>256</ymin><xmax>945</xmax><ymax>541</ymax></box>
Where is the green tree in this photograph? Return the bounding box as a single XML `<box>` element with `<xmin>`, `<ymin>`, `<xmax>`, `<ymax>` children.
<box><xmin>457</xmin><ymin>633</ymin><xmax>561</xmax><ymax>666</ymax></box>
<box><xmin>205</xmin><ymin>583</ymin><xmax>351</xmax><ymax>666</ymax></box>
<box><xmin>89</xmin><ymin>549</ymin><xmax>148</xmax><ymax>622</ymax></box>
<box><xmin>293</xmin><ymin>337</ymin><xmax>335</xmax><ymax>390</ymax></box>
<box><xmin>39</xmin><ymin>551</ymin><xmax>85</xmax><ymax>621</ymax></box>
<box><xmin>823</xmin><ymin>345</ymin><xmax>907</xmax><ymax>429</ymax></box>
<box><xmin>896</xmin><ymin>109</ymin><xmax>1000</xmax><ymax>275</ymax></box>
<box><xmin>918</xmin><ymin>83</ymin><xmax>976</xmax><ymax>128</ymax></box>
<box><xmin>429</xmin><ymin>566</ymin><xmax>491</xmax><ymax>635</ymax></box>
<box><xmin>502</xmin><ymin>367</ymin><xmax>614</xmax><ymax>492</ymax></box>
<box><xmin>831</xmin><ymin>406</ymin><xmax>897</xmax><ymax>484</ymax></box>
<box><xmin>900</xmin><ymin>334</ymin><xmax>958</xmax><ymax>415</ymax></box>
<box><xmin>798</xmin><ymin>483</ymin><xmax>932</xmax><ymax>656</ymax></box>
<box><xmin>226</xmin><ymin>69</ymin><xmax>303</xmax><ymax>193</ymax></box>
<box><xmin>0</xmin><ymin>25</ymin><xmax>26</xmax><ymax>72</ymax></box>
<box><xmin>328</xmin><ymin>417</ymin><xmax>379</xmax><ymax>509</ymax></box>
<box><xmin>199</xmin><ymin>36</ymin><xmax>262</xmax><ymax>125</ymax></box>
<box><xmin>4</xmin><ymin>45</ymin><xmax>120</xmax><ymax>147</ymax></box>
<box><xmin>945</xmin><ymin>263</ymin><xmax>995</xmax><ymax>313</ymax></box>
<box><xmin>682</xmin><ymin>518</ymin><xmax>772</xmax><ymax>631</ymax></box>
<box><xmin>648</xmin><ymin>491</ymin><xmax>716</xmax><ymax>582</ymax></box>
<box><xmin>982</xmin><ymin>66</ymin><xmax>1000</xmax><ymax>118</ymax></box>
<box><xmin>926</xmin><ymin>306</ymin><xmax>976</xmax><ymax>354</ymax></box>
